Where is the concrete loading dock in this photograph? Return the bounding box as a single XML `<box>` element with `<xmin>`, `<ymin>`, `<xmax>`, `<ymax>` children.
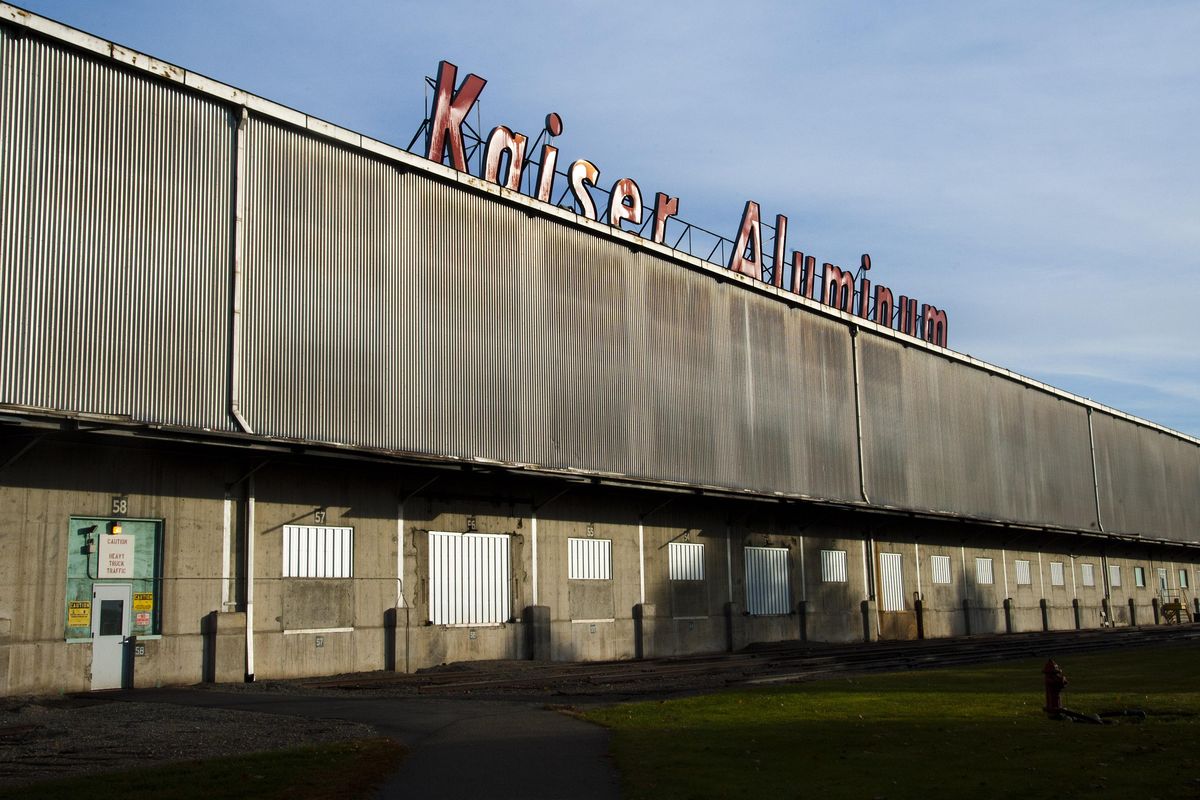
<box><xmin>0</xmin><ymin>5</ymin><xmax>1197</xmax><ymax>694</ymax></box>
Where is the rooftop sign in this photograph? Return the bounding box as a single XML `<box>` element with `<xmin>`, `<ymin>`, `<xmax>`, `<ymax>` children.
<box><xmin>423</xmin><ymin>60</ymin><xmax>948</xmax><ymax>347</ymax></box>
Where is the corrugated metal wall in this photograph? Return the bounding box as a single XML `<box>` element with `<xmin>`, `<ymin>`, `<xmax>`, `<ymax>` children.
<box><xmin>0</xmin><ymin>29</ymin><xmax>234</xmax><ymax>430</ymax></box>
<box><xmin>1</xmin><ymin>29</ymin><xmax>1197</xmax><ymax>546</ymax></box>
<box><xmin>879</xmin><ymin>552</ymin><xmax>904</xmax><ymax>611</ymax></box>
<box><xmin>281</xmin><ymin>525</ymin><xmax>353</xmax><ymax>578</ymax></box>
<box><xmin>238</xmin><ymin>117</ymin><xmax>861</xmax><ymax>500</ymax></box>
<box><xmin>567</xmin><ymin>538</ymin><xmax>612</xmax><ymax>580</ymax></box>
<box><xmin>858</xmin><ymin>335</ymin><xmax>1101</xmax><ymax>530</ymax></box>
<box><xmin>427</xmin><ymin>531</ymin><xmax>511</xmax><ymax>625</ymax></box>
<box><xmin>1092</xmin><ymin>412</ymin><xmax>1200</xmax><ymax>541</ymax></box>
<box><xmin>744</xmin><ymin>546</ymin><xmax>790</xmax><ymax>614</ymax></box>
<box><xmin>930</xmin><ymin>555</ymin><xmax>952</xmax><ymax>584</ymax></box>
<box><xmin>668</xmin><ymin>542</ymin><xmax>705</xmax><ymax>581</ymax></box>
<box><xmin>820</xmin><ymin>549</ymin><xmax>848</xmax><ymax>582</ymax></box>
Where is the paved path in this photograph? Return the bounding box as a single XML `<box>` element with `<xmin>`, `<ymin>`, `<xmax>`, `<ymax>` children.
<box><xmin>119</xmin><ymin>689</ymin><xmax>621</xmax><ymax>799</ymax></box>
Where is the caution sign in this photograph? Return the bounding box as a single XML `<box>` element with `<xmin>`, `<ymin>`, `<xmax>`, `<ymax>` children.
<box><xmin>133</xmin><ymin>593</ymin><xmax>154</xmax><ymax>612</ymax></box>
<box><xmin>135</xmin><ymin>611</ymin><xmax>151</xmax><ymax>627</ymax></box>
<box><xmin>99</xmin><ymin>534</ymin><xmax>135</xmax><ymax>578</ymax></box>
<box><xmin>68</xmin><ymin>601</ymin><xmax>91</xmax><ymax>628</ymax></box>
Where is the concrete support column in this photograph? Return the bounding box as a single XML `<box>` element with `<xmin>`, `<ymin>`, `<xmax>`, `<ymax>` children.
<box><xmin>524</xmin><ymin>605</ymin><xmax>552</xmax><ymax>661</ymax></box>
<box><xmin>633</xmin><ymin>603</ymin><xmax>656</xmax><ymax>660</ymax></box>
<box><xmin>385</xmin><ymin>607</ymin><xmax>412</xmax><ymax>673</ymax></box>
<box><xmin>723</xmin><ymin>602</ymin><xmax>741</xmax><ymax>652</ymax></box>
<box><xmin>860</xmin><ymin>600</ymin><xmax>877</xmax><ymax>642</ymax></box>
<box><xmin>202</xmin><ymin>611</ymin><xmax>247</xmax><ymax>684</ymax></box>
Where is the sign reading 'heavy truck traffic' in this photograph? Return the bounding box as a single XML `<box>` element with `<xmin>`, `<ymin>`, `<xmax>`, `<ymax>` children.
<box><xmin>422</xmin><ymin>60</ymin><xmax>949</xmax><ymax>347</ymax></box>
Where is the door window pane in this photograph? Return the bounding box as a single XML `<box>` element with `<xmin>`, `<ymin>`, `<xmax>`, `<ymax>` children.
<box><xmin>98</xmin><ymin>600</ymin><xmax>124</xmax><ymax>636</ymax></box>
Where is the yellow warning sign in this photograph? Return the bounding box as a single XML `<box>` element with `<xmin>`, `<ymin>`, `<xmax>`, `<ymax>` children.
<box><xmin>132</xmin><ymin>593</ymin><xmax>154</xmax><ymax>612</ymax></box>
<box><xmin>68</xmin><ymin>601</ymin><xmax>91</xmax><ymax>627</ymax></box>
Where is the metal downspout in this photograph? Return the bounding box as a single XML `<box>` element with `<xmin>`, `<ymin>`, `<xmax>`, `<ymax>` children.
<box><xmin>229</xmin><ymin>106</ymin><xmax>253</xmax><ymax>434</ymax></box>
<box><xmin>850</xmin><ymin>328</ymin><xmax>870</xmax><ymax>504</ymax></box>
<box><xmin>245</xmin><ymin>474</ymin><xmax>256</xmax><ymax>682</ymax></box>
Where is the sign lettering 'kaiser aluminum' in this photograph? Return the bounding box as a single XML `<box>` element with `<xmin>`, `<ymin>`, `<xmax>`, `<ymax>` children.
<box><xmin>424</xmin><ymin>61</ymin><xmax>948</xmax><ymax>347</ymax></box>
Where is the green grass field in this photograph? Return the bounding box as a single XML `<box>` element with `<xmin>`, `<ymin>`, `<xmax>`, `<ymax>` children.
<box><xmin>585</xmin><ymin>643</ymin><xmax>1200</xmax><ymax>800</ymax></box>
<box><xmin>0</xmin><ymin>737</ymin><xmax>405</xmax><ymax>800</ymax></box>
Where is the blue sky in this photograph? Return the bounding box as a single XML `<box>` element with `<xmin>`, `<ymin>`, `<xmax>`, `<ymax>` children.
<box><xmin>17</xmin><ymin>1</ymin><xmax>1200</xmax><ymax>436</ymax></box>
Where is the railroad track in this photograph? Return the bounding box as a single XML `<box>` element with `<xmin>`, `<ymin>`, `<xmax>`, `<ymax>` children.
<box><xmin>297</xmin><ymin>624</ymin><xmax>1200</xmax><ymax>697</ymax></box>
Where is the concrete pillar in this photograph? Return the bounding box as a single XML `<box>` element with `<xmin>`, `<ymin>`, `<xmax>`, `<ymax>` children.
<box><xmin>385</xmin><ymin>607</ymin><xmax>412</xmax><ymax>673</ymax></box>
<box><xmin>202</xmin><ymin>611</ymin><xmax>247</xmax><ymax>684</ymax></box>
<box><xmin>860</xmin><ymin>600</ymin><xmax>877</xmax><ymax>642</ymax></box>
<box><xmin>524</xmin><ymin>605</ymin><xmax>552</xmax><ymax>661</ymax></box>
<box><xmin>723</xmin><ymin>602</ymin><xmax>741</xmax><ymax>652</ymax></box>
<box><xmin>633</xmin><ymin>603</ymin><xmax>656</xmax><ymax>659</ymax></box>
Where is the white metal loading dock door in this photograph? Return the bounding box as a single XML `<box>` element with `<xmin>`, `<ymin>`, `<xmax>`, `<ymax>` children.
<box><xmin>880</xmin><ymin>552</ymin><xmax>904</xmax><ymax>612</ymax></box>
<box><xmin>428</xmin><ymin>531</ymin><xmax>511</xmax><ymax>626</ymax></box>
<box><xmin>744</xmin><ymin>546</ymin><xmax>790</xmax><ymax>615</ymax></box>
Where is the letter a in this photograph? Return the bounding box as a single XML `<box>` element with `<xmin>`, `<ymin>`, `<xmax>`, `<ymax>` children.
<box><xmin>729</xmin><ymin>200</ymin><xmax>763</xmax><ymax>278</ymax></box>
<box><xmin>426</xmin><ymin>61</ymin><xmax>487</xmax><ymax>172</ymax></box>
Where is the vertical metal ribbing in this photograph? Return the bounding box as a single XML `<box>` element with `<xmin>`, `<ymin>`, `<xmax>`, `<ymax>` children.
<box><xmin>1087</xmin><ymin>408</ymin><xmax>1105</xmax><ymax>532</ymax></box>
<box><xmin>0</xmin><ymin>32</ymin><xmax>233</xmax><ymax>429</ymax></box>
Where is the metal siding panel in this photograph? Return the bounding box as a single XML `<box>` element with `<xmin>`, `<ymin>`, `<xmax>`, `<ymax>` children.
<box><xmin>859</xmin><ymin>335</ymin><xmax>1101</xmax><ymax>531</ymax></box>
<box><xmin>429</xmin><ymin>531</ymin><xmax>508</xmax><ymax>625</ymax></box>
<box><xmin>745</xmin><ymin>546</ymin><xmax>789</xmax><ymax>615</ymax></box>
<box><xmin>930</xmin><ymin>555</ymin><xmax>951</xmax><ymax>584</ymax></box>
<box><xmin>238</xmin><ymin>117</ymin><xmax>864</xmax><ymax>501</ymax></box>
<box><xmin>880</xmin><ymin>552</ymin><xmax>903</xmax><ymax>611</ymax></box>
<box><xmin>0</xmin><ymin>32</ymin><xmax>234</xmax><ymax>430</ymax></box>
<box><xmin>821</xmin><ymin>549</ymin><xmax>847</xmax><ymax>583</ymax></box>
<box><xmin>568</xmin><ymin>538</ymin><xmax>612</xmax><ymax>580</ymax></box>
<box><xmin>1093</xmin><ymin>412</ymin><xmax>1200</xmax><ymax>542</ymax></box>
<box><xmin>669</xmin><ymin>542</ymin><xmax>704</xmax><ymax>581</ymax></box>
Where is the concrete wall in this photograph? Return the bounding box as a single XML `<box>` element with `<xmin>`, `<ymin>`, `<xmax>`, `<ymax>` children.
<box><xmin>1</xmin><ymin>436</ymin><xmax>1198</xmax><ymax>695</ymax></box>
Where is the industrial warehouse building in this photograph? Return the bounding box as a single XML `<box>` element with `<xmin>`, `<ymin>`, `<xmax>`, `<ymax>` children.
<box><xmin>1</xmin><ymin>5</ymin><xmax>1198</xmax><ymax>695</ymax></box>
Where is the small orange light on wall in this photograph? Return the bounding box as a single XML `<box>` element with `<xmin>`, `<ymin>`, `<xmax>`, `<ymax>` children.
<box><xmin>108</xmin><ymin>522</ymin><xmax>123</xmax><ymax>536</ymax></box>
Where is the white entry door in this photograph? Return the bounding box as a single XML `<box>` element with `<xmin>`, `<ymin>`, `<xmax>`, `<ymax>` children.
<box><xmin>91</xmin><ymin>584</ymin><xmax>132</xmax><ymax>690</ymax></box>
<box><xmin>880</xmin><ymin>553</ymin><xmax>904</xmax><ymax>612</ymax></box>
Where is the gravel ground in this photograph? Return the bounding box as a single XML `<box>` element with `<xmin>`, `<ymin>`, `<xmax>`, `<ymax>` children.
<box><xmin>0</xmin><ymin>695</ymin><xmax>378</xmax><ymax>788</ymax></box>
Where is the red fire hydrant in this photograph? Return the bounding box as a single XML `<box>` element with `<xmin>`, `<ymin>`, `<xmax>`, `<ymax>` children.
<box><xmin>1043</xmin><ymin>659</ymin><xmax>1067</xmax><ymax>712</ymax></box>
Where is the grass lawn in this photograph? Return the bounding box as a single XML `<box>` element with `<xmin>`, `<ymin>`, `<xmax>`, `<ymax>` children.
<box><xmin>0</xmin><ymin>737</ymin><xmax>405</xmax><ymax>800</ymax></box>
<box><xmin>585</xmin><ymin>642</ymin><xmax>1200</xmax><ymax>800</ymax></box>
